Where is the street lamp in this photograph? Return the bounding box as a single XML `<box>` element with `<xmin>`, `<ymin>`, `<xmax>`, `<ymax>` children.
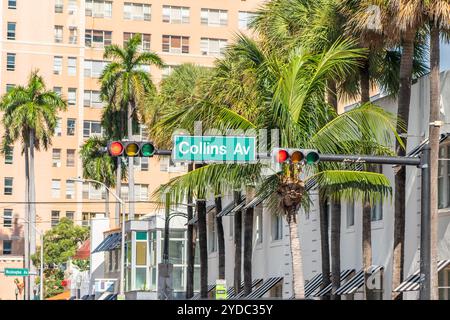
<box><xmin>70</xmin><ymin>177</ymin><xmax>126</xmax><ymax>299</ymax></box>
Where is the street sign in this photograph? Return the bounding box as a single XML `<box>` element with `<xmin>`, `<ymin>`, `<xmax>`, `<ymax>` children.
<box><xmin>215</xmin><ymin>279</ymin><xmax>227</xmax><ymax>300</ymax></box>
<box><xmin>173</xmin><ymin>135</ymin><xmax>256</xmax><ymax>163</ymax></box>
<box><xmin>4</xmin><ymin>268</ymin><xmax>29</xmax><ymax>277</ymax></box>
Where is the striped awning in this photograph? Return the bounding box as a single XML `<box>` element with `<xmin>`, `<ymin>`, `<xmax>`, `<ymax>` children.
<box><xmin>305</xmin><ymin>273</ymin><xmax>324</xmax><ymax>297</ymax></box>
<box><xmin>314</xmin><ymin>269</ymin><xmax>355</xmax><ymax>297</ymax></box>
<box><xmin>190</xmin><ymin>284</ymin><xmax>216</xmax><ymax>300</ymax></box>
<box><xmin>335</xmin><ymin>265</ymin><xmax>384</xmax><ymax>295</ymax></box>
<box><xmin>228</xmin><ymin>279</ymin><xmax>263</xmax><ymax>300</ymax></box>
<box><xmin>92</xmin><ymin>233</ymin><xmax>121</xmax><ymax>253</ymax></box>
<box><xmin>217</xmin><ymin>197</ymin><xmax>246</xmax><ymax>217</ymax></box>
<box><xmin>394</xmin><ymin>259</ymin><xmax>450</xmax><ymax>292</ymax></box>
<box><xmin>186</xmin><ymin>205</ymin><xmax>216</xmax><ymax>225</ymax></box>
<box><xmin>226</xmin><ymin>280</ymin><xmax>244</xmax><ymax>299</ymax></box>
<box><xmin>246</xmin><ymin>277</ymin><xmax>283</xmax><ymax>300</ymax></box>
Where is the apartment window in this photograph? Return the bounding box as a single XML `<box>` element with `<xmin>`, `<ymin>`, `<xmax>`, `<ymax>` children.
<box><xmin>124</xmin><ymin>33</ymin><xmax>151</xmax><ymax>52</ymax></box>
<box><xmin>85</xmin><ymin>29</ymin><xmax>112</xmax><ymax>48</ymax></box>
<box><xmin>55</xmin><ymin>118</ymin><xmax>62</xmax><ymax>136</ymax></box>
<box><xmin>120</xmin><ymin>184</ymin><xmax>148</xmax><ymax>201</ymax></box>
<box><xmin>272</xmin><ymin>215</ymin><xmax>283</xmax><ymax>241</ymax></box>
<box><xmin>255</xmin><ymin>208</ymin><xmax>263</xmax><ymax>244</ymax></box>
<box><xmin>8</xmin><ymin>0</ymin><xmax>17</xmax><ymax>9</ymax></box>
<box><xmin>371</xmin><ymin>165</ymin><xmax>383</xmax><ymax>221</ymax></box>
<box><xmin>82</xmin><ymin>212</ymin><xmax>97</xmax><ymax>227</ymax></box>
<box><xmin>66</xmin><ymin>180</ymin><xmax>75</xmax><ymax>199</ymax></box>
<box><xmin>84</xmin><ymin>60</ymin><xmax>107</xmax><ymax>78</ymax></box>
<box><xmin>66</xmin><ymin>149</ymin><xmax>75</xmax><ymax>167</ymax></box>
<box><xmin>52</xmin><ymin>148</ymin><xmax>61</xmax><ymax>167</ymax></box>
<box><xmin>7</xmin><ymin>22</ymin><xmax>16</xmax><ymax>40</ymax></box>
<box><xmin>140</xmin><ymin>157</ymin><xmax>149</xmax><ymax>171</ymax></box>
<box><xmin>208</xmin><ymin>214</ymin><xmax>217</xmax><ymax>253</ymax></box>
<box><xmin>68</xmin><ymin>57</ymin><xmax>77</xmax><ymax>76</ymax></box>
<box><xmin>124</xmin><ymin>2</ymin><xmax>151</xmax><ymax>21</ymax></box>
<box><xmin>86</xmin><ymin>0</ymin><xmax>112</xmax><ymax>18</ymax></box>
<box><xmin>53</xmin><ymin>87</ymin><xmax>62</xmax><ymax>97</ymax></box>
<box><xmin>66</xmin><ymin>211</ymin><xmax>74</xmax><ymax>221</ymax></box>
<box><xmin>68</xmin><ymin>0</ymin><xmax>77</xmax><ymax>14</ymax></box>
<box><xmin>438</xmin><ymin>145</ymin><xmax>450</xmax><ymax>209</ymax></box>
<box><xmin>238</xmin><ymin>11</ymin><xmax>256</xmax><ymax>30</ymax></box>
<box><xmin>83</xmin><ymin>120</ymin><xmax>102</xmax><ymax>138</ymax></box>
<box><xmin>6</xmin><ymin>84</ymin><xmax>15</xmax><ymax>92</ymax></box>
<box><xmin>162</xmin><ymin>65</ymin><xmax>177</xmax><ymax>79</ymax></box>
<box><xmin>84</xmin><ymin>90</ymin><xmax>103</xmax><ymax>108</ymax></box>
<box><xmin>82</xmin><ymin>182</ymin><xmax>106</xmax><ymax>200</ymax></box>
<box><xmin>162</xmin><ymin>35</ymin><xmax>189</xmax><ymax>54</ymax></box>
<box><xmin>55</xmin><ymin>0</ymin><xmax>63</xmax><ymax>13</ymax></box>
<box><xmin>2</xmin><ymin>240</ymin><xmax>12</xmax><ymax>255</ymax></box>
<box><xmin>53</xmin><ymin>56</ymin><xmax>63</xmax><ymax>75</ymax></box>
<box><xmin>162</xmin><ymin>6</ymin><xmax>190</xmax><ymax>24</ymax></box>
<box><xmin>4</xmin><ymin>177</ymin><xmax>13</xmax><ymax>195</ymax></box>
<box><xmin>67</xmin><ymin>119</ymin><xmax>76</xmax><ymax>136</ymax></box>
<box><xmin>51</xmin><ymin>179</ymin><xmax>61</xmax><ymax>198</ymax></box>
<box><xmin>3</xmin><ymin>209</ymin><xmax>13</xmax><ymax>228</ymax></box>
<box><xmin>54</xmin><ymin>26</ymin><xmax>63</xmax><ymax>43</ymax></box>
<box><xmin>4</xmin><ymin>147</ymin><xmax>13</xmax><ymax>164</ymax></box>
<box><xmin>200</xmin><ymin>38</ymin><xmax>227</xmax><ymax>57</ymax></box>
<box><xmin>347</xmin><ymin>201</ymin><xmax>355</xmax><ymax>227</ymax></box>
<box><xmin>51</xmin><ymin>211</ymin><xmax>60</xmax><ymax>227</ymax></box>
<box><xmin>69</xmin><ymin>27</ymin><xmax>78</xmax><ymax>44</ymax></box>
<box><xmin>68</xmin><ymin>88</ymin><xmax>77</xmax><ymax>105</ymax></box>
<box><xmin>201</xmin><ymin>9</ymin><xmax>228</xmax><ymax>26</ymax></box>
<box><xmin>7</xmin><ymin>53</ymin><xmax>15</xmax><ymax>71</ymax></box>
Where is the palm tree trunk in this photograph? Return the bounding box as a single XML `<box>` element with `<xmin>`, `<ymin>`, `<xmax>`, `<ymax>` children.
<box><xmin>233</xmin><ymin>190</ymin><xmax>243</xmax><ymax>295</ymax></box>
<box><xmin>319</xmin><ymin>194</ymin><xmax>331</xmax><ymax>300</ymax></box>
<box><xmin>243</xmin><ymin>187</ymin><xmax>255</xmax><ymax>296</ymax></box>
<box><xmin>288</xmin><ymin>207</ymin><xmax>305</xmax><ymax>299</ymax></box>
<box><xmin>115</xmin><ymin>158</ymin><xmax>122</xmax><ymax>228</ymax></box>
<box><xmin>363</xmin><ymin>194</ymin><xmax>373</xmax><ymax>300</ymax></box>
<box><xmin>24</xmin><ymin>143</ymin><xmax>30</xmax><ymax>300</ymax></box>
<box><xmin>327</xmin><ymin>79</ymin><xmax>338</xmax><ymax>110</ymax></box>
<box><xmin>29</xmin><ymin>131</ymin><xmax>36</xmax><ymax>299</ymax></box>
<box><xmin>186</xmin><ymin>163</ymin><xmax>195</xmax><ymax>299</ymax></box>
<box><xmin>197</xmin><ymin>199</ymin><xmax>208</xmax><ymax>298</ymax></box>
<box><xmin>330</xmin><ymin>199</ymin><xmax>341</xmax><ymax>300</ymax></box>
<box><xmin>127</xmin><ymin>101</ymin><xmax>135</xmax><ymax>220</ymax></box>
<box><xmin>428</xmin><ymin>25</ymin><xmax>440</xmax><ymax>300</ymax></box>
<box><xmin>360</xmin><ymin>59</ymin><xmax>370</xmax><ymax>104</ymax></box>
<box><xmin>392</xmin><ymin>31</ymin><xmax>415</xmax><ymax>300</ymax></box>
<box><xmin>215</xmin><ymin>196</ymin><xmax>226</xmax><ymax>279</ymax></box>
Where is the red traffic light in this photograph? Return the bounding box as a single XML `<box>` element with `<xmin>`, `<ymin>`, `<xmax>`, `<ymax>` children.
<box><xmin>276</xmin><ymin>149</ymin><xmax>289</xmax><ymax>163</ymax></box>
<box><xmin>109</xmin><ymin>141</ymin><xmax>124</xmax><ymax>156</ymax></box>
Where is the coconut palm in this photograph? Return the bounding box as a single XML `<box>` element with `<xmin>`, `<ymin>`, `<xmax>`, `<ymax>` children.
<box><xmin>101</xmin><ymin>33</ymin><xmax>163</xmax><ymax>220</ymax></box>
<box><xmin>0</xmin><ymin>70</ymin><xmax>67</xmax><ymax>299</ymax></box>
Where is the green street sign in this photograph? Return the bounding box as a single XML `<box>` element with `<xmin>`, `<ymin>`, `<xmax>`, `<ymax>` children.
<box><xmin>173</xmin><ymin>135</ymin><xmax>256</xmax><ymax>163</ymax></box>
<box><xmin>4</xmin><ymin>268</ymin><xmax>29</xmax><ymax>276</ymax></box>
<box><xmin>216</xmin><ymin>279</ymin><xmax>227</xmax><ymax>300</ymax></box>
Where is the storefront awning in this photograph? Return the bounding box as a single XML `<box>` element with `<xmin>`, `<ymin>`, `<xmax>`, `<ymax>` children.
<box><xmin>186</xmin><ymin>205</ymin><xmax>216</xmax><ymax>225</ymax></box>
<box><xmin>228</xmin><ymin>278</ymin><xmax>263</xmax><ymax>299</ymax></box>
<box><xmin>246</xmin><ymin>277</ymin><xmax>283</xmax><ymax>300</ymax></box>
<box><xmin>190</xmin><ymin>284</ymin><xmax>216</xmax><ymax>300</ymax></box>
<box><xmin>314</xmin><ymin>269</ymin><xmax>355</xmax><ymax>297</ymax></box>
<box><xmin>335</xmin><ymin>265</ymin><xmax>383</xmax><ymax>295</ymax></box>
<box><xmin>305</xmin><ymin>273</ymin><xmax>324</xmax><ymax>297</ymax></box>
<box><xmin>92</xmin><ymin>233</ymin><xmax>121</xmax><ymax>253</ymax></box>
<box><xmin>217</xmin><ymin>197</ymin><xmax>246</xmax><ymax>217</ymax></box>
<box><xmin>393</xmin><ymin>260</ymin><xmax>450</xmax><ymax>292</ymax></box>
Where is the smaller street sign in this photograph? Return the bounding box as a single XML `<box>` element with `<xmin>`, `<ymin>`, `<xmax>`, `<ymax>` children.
<box><xmin>3</xmin><ymin>268</ymin><xmax>29</xmax><ymax>277</ymax></box>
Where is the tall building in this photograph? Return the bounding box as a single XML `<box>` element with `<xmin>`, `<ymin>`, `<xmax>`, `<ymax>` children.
<box><xmin>0</xmin><ymin>0</ymin><xmax>262</xmax><ymax>300</ymax></box>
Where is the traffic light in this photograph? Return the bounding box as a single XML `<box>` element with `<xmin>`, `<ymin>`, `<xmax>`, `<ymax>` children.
<box><xmin>107</xmin><ymin>141</ymin><xmax>156</xmax><ymax>157</ymax></box>
<box><xmin>272</xmin><ymin>148</ymin><xmax>320</xmax><ymax>165</ymax></box>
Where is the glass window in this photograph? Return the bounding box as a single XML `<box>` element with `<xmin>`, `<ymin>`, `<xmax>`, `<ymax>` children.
<box><xmin>347</xmin><ymin>201</ymin><xmax>355</xmax><ymax>227</ymax></box>
<box><xmin>6</xmin><ymin>84</ymin><xmax>15</xmax><ymax>92</ymax></box>
<box><xmin>135</xmin><ymin>267</ymin><xmax>147</xmax><ymax>290</ymax></box>
<box><xmin>51</xmin><ymin>179</ymin><xmax>61</xmax><ymax>198</ymax></box>
<box><xmin>272</xmin><ymin>215</ymin><xmax>283</xmax><ymax>241</ymax></box>
<box><xmin>238</xmin><ymin>11</ymin><xmax>256</xmax><ymax>30</ymax></box>
<box><xmin>4</xmin><ymin>147</ymin><xmax>13</xmax><ymax>164</ymax></box>
<box><xmin>3</xmin><ymin>240</ymin><xmax>12</xmax><ymax>255</ymax></box>
<box><xmin>68</xmin><ymin>88</ymin><xmax>77</xmax><ymax>105</ymax></box>
<box><xmin>200</xmin><ymin>38</ymin><xmax>227</xmax><ymax>57</ymax></box>
<box><xmin>55</xmin><ymin>0</ymin><xmax>63</xmax><ymax>13</ymax></box>
<box><xmin>69</xmin><ymin>27</ymin><xmax>78</xmax><ymax>44</ymax></box>
<box><xmin>255</xmin><ymin>208</ymin><xmax>263</xmax><ymax>244</ymax></box>
<box><xmin>201</xmin><ymin>8</ymin><xmax>228</xmax><ymax>26</ymax></box>
<box><xmin>162</xmin><ymin>6</ymin><xmax>190</xmax><ymax>24</ymax></box>
<box><xmin>86</xmin><ymin>0</ymin><xmax>112</xmax><ymax>18</ymax></box>
<box><xmin>84</xmin><ymin>60</ymin><xmax>107</xmax><ymax>78</ymax></box>
<box><xmin>208</xmin><ymin>214</ymin><xmax>217</xmax><ymax>253</ymax></box>
<box><xmin>123</xmin><ymin>33</ymin><xmax>151</xmax><ymax>52</ymax></box>
<box><xmin>53</xmin><ymin>56</ymin><xmax>63</xmax><ymax>75</ymax></box>
<box><xmin>82</xmin><ymin>182</ymin><xmax>106</xmax><ymax>200</ymax></box>
<box><xmin>68</xmin><ymin>57</ymin><xmax>77</xmax><ymax>76</ymax></box>
<box><xmin>3</xmin><ymin>209</ymin><xmax>13</xmax><ymax>228</ymax></box>
<box><xmin>7</xmin><ymin>22</ymin><xmax>16</xmax><ymax>40</ymax></box>
<box><xmin>68</xmin><ymin>0</ymin><xmax>77</xmax><ymax>14</ymax></box>
<box><xmin>136</xmin><ymin>242</ymin><xmax>147</xmax><ymax>265</ymax></box>
<box><xmin>4</xmin><ymin>177</ymin><xmax>13</xmax><ymax>195</ymax></box>
<box><xmin>52</xmin><ymin>148</ymin><xmax>61</xmax><ymax>167</ymax></box>
<box><xmin>55</xmin><ymin>118</ymin><xmax>62</xmax><ymax>136</ymax></box>
<box><xmin>83</xmin><ymin>120</ymin><xmax>102</xmax><ymax>138</ymax></box>
<box><xmin>8</xmin><ymin>0</ymin><xmax>17</xmax><ymax>9</ymax></box>
<box><xmin>67</xmin><ymin>119</ymin><xmax>76</xmax><ymax>136</ymax></box>
<box><xmin>66</xmin><ymin>211</ymin><xmax>74</xmax><ymax>221</ymax></box>
<box><xmin>124</xmin><ymin>3</ymin><xmax>151</xmax><ymax>21</ymax></box>
<box><xmin>66</xmin><ymin>149</ymin><xmax>75</xmax><ymax>167</ymax></box>
<box><xmin>85</xmin><ymin>29</ymin><xmax>112</xmax><ymax>47</ymax></box>
<box><xmin>136</xmin><ymin>231</ymin><xmax>147</xmax><ymax>241</ymax></box>
<box><xmin>141</xmin><ymin>157</ymin><xmax>149</xmax><ymax>171</ymax></box>
<box><xmin>173</xmin><ymin>266</ymin><xmax>184</xmax><ymax>291</ymax></box>
<box><xmin>66</xmin><ymin>180</ymin><xmax>75</xmax><ymax>199</ymax></box>
<box><xmin>162</xmin><ymin>35</ymin><xmax>189</xmax><ymax>54</ymax></box>
<box><xmin>53</xmin><ymin>87</ymin><xmax>62</xmax><ymax>97</ymax></box>
<box><xmin>51</xmin><ymin>210</ymin><xmax>60</xmax><ymax>227</ymax></box>
<box><xmin>54</xmin><ymin>25</ymin><xmax>63</xmax><ymax>43</ymax></box>
<box><xmin>7</xmin><ymin>53</ymin><xmax>15</xmax><ymax>71</ymax></box>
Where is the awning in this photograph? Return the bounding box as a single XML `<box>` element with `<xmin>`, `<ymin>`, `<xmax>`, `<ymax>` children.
<box><xmin>394</xmin><ymin>259</ymin><xmax>450</xmax><ymax>292</ymax></box>
<box><xmin>243</xmin><ymin>192</ymin><xmax>271</xmax><ymax>210</ymax></box>
<box><xmin>186</xmin><ymin>204</ymin><xmax>216</xmax><ymax>225</ymax></box>
<box><xmin>305</xmin><ymin>273</ymin><xmax>324</xmax><ymax>297</ymax></box>
<box><xmin>314</xmin><ymin>269</ymin><xmax>355</xmax><ymax>297</ymax></box>
<box><xmin>190</xmin><ymin>284</ymin><xmax>216</xmax><ymax>300</ymax></box>
<box><xmin>92</xmin><ymin>233</ymin><xmax>121</xmax><ymax>253</ymax></box>
<box><xmin>228</xmin><ymin>278</ymin><xmax>263</xmax><ymax>299</ymax></box>
<box><xmin>335</xmin><ymin>265</ymin><xmax>383</xmax><ymax>295</ymax></box>
<box><xmin>46</xmin><ymin>291</ymin><xmax>71</xmax><ymax>300</ymax></box>
<box><xmin>217</xmin><ymin>197</ymin><xmax>246</xmax><ymax>217</ymax></box>
<box><xmin>246</xmin><ymin>277</ymin><xmax>283</xmax><ymax>300</ymax></box>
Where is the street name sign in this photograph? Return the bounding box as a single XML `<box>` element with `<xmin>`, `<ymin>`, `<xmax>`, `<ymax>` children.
<box><xmin>173</xmin><ymin>135</ymin><xmax>256</xmax><ymax>163</ymax></box>
<box><xmin>4</xmin><ymin>268</ymin><xmax>29</xmax><ymax>276</ymax></box>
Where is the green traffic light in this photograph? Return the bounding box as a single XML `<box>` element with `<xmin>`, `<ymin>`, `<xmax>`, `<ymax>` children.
<box><xmin>141</xmin><ymin>143</ymin><xmax>155</xmax><ymax>157</ymax></box>
<box><xmin>305</xmin><ymin>151</ymin><xmax>320</xmax><ymax>164</ymax></box>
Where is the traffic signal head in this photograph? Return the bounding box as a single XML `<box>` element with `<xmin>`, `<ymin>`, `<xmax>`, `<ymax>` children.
<box><xmin>140</xmin><ymin>142</ymin><xmax>155</xmax><ymax>157</ymax></box>
<box><xmin>108</xmin><ymin>141</ymin><xmax>124</xmax><ymax>157</ymax></box>
<box><xmin>107</xmin><ymin>141</ymin><xmax>156</xmax><ymax>157</ymax></box>
<box><xmin>272</xmin><ymin>148</ymin><xmax>320</xmax><ymax>165</ymax></box>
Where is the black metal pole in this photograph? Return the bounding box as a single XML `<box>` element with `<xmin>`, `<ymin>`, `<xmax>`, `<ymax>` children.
<box><xmin>163</xmin><ymin>193</ymin><xmax>170</xmax><ymax>264</ymax></box>
<box><xmin>419</xmin><ymin>144</ymin><xmax>431</xmax><ymax>300</ymax></box>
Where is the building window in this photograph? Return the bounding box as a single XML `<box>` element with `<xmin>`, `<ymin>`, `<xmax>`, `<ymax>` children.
<box><xmin>2</xmin><ymin>240</ymin><xmax>12</xmax><ymax>255</ymax></box>
<box><xmin>82</xmin><ymin>212</ymin><xmax>97</xmax><ymax>226</ymax></box>
<box><xmin>162</xmin><ymin>65</ymin><xmax>177</xmax><ymax>79</ymax></box>
<box><xmin>200</xmin><ymin>38</ymin><xmax>227</xmax><ymax>57</ymax></box>
<box><xmin>255</xmin><ymin>207</ymin><xmax>263</xmax><ymax>244</ymax></box>
<box><xmin>347</xmin><ymin>201</ymin><xmax>355</xmax><ymax>227</ymax></box>
<box><xmin>51</xmin><ymin>211</ymin><xmax>60</xmax><ymax>227</ymax></box>
<box><xmin>67</xmin><ymin>119</ymin><xmax>76</xmax><ymax>136</ymax></box>
<box><xmin>53</xmin><ymin>87</ymin><xmax>62</xmax><ymax>97</ymax></box>
<box><xmin>83</xmin><ymin>120</ymin><xmax>102</xmax><ymax>138</ymax></box>
<box><xmin>208</xmin><ymin>213</ymin><xmax>217</xmax><ymax>253</ymax></box>
<box><xmin>438</xmin><ymin>145</ymin><xmax>450</xmax><ymax>209</ymax></box>
<box><xmin>8</xmin><ymin>0</ymin><xmax>17</xmax><ymax>9</ymax></box>
<box><xmin>85</xmin><ymin>29</ymin><xmax>112</xmax><ymax>48</ymax></box>
<box><xmin>54</xmin><ymin>25</ymin><xmax>63</xmax><ymax>43</ymax></box>
<box><xmin>200</xmin><ymin>8</ymin><xmax>228</xmax><ymax>27</ymax></box>
<box><xmin>7</xmin><ymin>22</ymin><xmax>16</xmax><ymax>40</ymax></box>
<box><xmin>4</xmin><ymin>147</ymin><xmax>13</xmax><ymax>164</ymax></box>
<box><xmin>69</xmin><ymin>27</ymin><xmax>78</xmax><ymax>44</ymax></box>
<box><xmin>4</xmin><ymin>177</ymin><xmax>13</xmax><ymax>195</ymax></box>
<box><xmin>66</xmin><ymin>180</ymin><xmax>75</xmax><ymax>199</ymax></box>
<box><xmin>238</xmin><ymin>11</ymin><xmax>256</xmax><ymax>30</ymax></box>
<box><xmin>84</xmin><ymin>60</ymin><xmax>107</xmax><ymax>78</ymax></box>
<box><xmin>66</xmin><ymin>211</ymin><xmax>74</xmax><ymax>221</ymax></box>
<box><xmin>86</xmin><ymin>0</ymin><xmax>112</xmax><ymax>18</ymax></box>
<box><xmin>52</xmin><ymin>148</ymin><xmax>61</xmax><ymax>167</ymax></box>
<box><xmin>272</xmin><ymin>215</ymin><xmax>283</xmax><ymax>241</ymax></box>
<box><xmin>162</xmin><ymin>35</ymin><xmax>189</xmax><ymax>54</ymax></box>
<box><xmin>7</xmin><ymin>53</ymin><xmax>16</xmax><ymax>71</ymax></box>
<box><xmin>55</xmin><ymin>118</ymin><xmax>62</xmax><ymax>136</ymax></box>
<box><xmin>120</xmin><ymin>184</ymin><xmax>148</xmax><ymax>201</ymax></box>
<box><xmin>68</xmin><ymin>0</ymin><xmax>77</xmax><ymax>14</ymax></box>
<box><xmin>82</xmin><ymin>182</ymin><xmax>106</xmax><ymax>200</ymax></box>
<box><xmin>68</xmin><ymin>88</ymin><xmax>77</xmax><ymax>105</ymax></box>
<box><xmin>83</xmin><ymin>90</ymin><xmax>103</xmax><ymax>108</ymax></box>
<box><xmin>124</xmin><ymin>2</ymin><xmax>151</xmax><ymax>21</ymax></box>
<box><xmin>3</xmin><ymin>209</ymin><xmax>13</xmax><ymax>228</ymax></box>
<box><xmin>51</xmin><ymin>179</ymin><xmax>61</xmax><ymax>198</ymax></box>
<box><xmin>53</xmin><ymin>56</ymin><xmax>63</xmax><ymax>75</ymax></box>
<box><xmin>68</xmin><ymin>57</ymin><xmax>77</xmax><ymax>76</ymax></box>
<box><xmin>66</xmin><ymin>149</ymin><xmax>75</xmax><ymax>167</ymax></box>
<box><xmin>123</xmin><ymin>32</ymin><xmax>151</xmax><ymax>52</ymax></box>
<box><xmin>55</xmin><ymin>0</ymin><xmax>63</xmax><ymax>13</ymax></box>
<box><xmin>140</xmin><ymin>157</ymin><xmax>148</xmax><ymax>171</ymax></box>
<box><xmin>6</xmin><ymin>84</ymin><xmax>15</xmax><ymax>92</ymax></box>
<box><xmin>162</xmin><ymin>6</ymin><xmax>190</xmax><ymax>24</ymax></box>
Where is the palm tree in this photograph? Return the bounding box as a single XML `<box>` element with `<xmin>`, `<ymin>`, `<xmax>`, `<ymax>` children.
<box><xmin>0</xmin><ymin>70</ymin><xmax>66</xmax><ymax>299</ymax></box>
<box><xmin>101</xmin><ymin>33</ymin><xmax>163</xmax><ymax>220</ymax></box>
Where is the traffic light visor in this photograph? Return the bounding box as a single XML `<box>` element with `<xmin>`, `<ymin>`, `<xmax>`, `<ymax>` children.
<box><xmin>109</xmin><ymin>141</ymin><xmax>124</xmax><ymax>156</ymax></box>
<box><xmin>125</xmin><ymin>142</ymin><xmax>140</xmax><ymax>157</ymax></box>
<box><xmin>141</xmin><ymin>143</ymin><xmax>155</xmax><ymax>157</ymax></box>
